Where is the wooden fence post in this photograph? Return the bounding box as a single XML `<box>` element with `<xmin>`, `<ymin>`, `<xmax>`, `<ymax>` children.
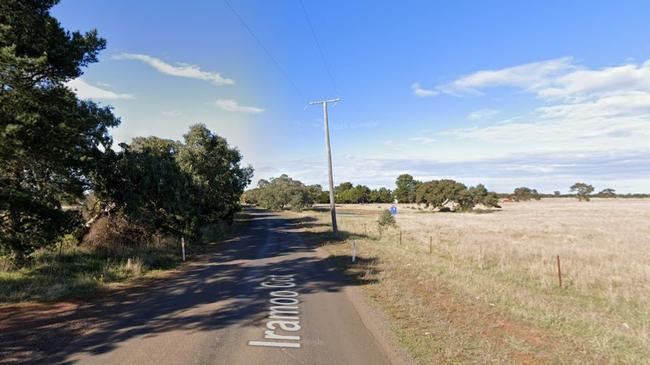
<box><xmin>556</xmin><ymin>255</ymin><xmax>562</xmax><ymax>288</ymax></box>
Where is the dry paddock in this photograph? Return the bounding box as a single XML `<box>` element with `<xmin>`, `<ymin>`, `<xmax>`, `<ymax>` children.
<box><xmin>296</xmin><ymin>198</ymin><xmax>650</xmax><ymax>364</ymax></box>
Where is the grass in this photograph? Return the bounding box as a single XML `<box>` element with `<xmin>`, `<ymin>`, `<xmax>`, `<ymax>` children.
<box><xmin>0</xmin><ymin>214</ymin><xmax>249</xmax><ymax>304</ymax></box>
<box><xmin>292</xmin><ymin>198</ymin><xmax>650</xmax><ymax>364</ymax></box>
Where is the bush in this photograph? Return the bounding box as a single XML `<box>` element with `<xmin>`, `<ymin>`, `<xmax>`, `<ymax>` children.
<box><xmin>512</xmin><ymin>187</ymin><xmax>541</xmax><ymax>201</ymax></box>
<box><xmin>378</xmin><ymin>209</ymin><xmax>396</xmax><ymax>230</ymax></box>
<box><xmin>82</xmin><ymin>215</ymin><xmax>153</xmax><ymax>252</ymax></box>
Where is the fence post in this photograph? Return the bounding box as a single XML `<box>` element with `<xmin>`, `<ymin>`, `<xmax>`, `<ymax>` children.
<box><xmin>556</xmin><ymin>255</ymin><xmax>562</xmax><ymax>288</ymax></box>
<box><xmin>429</xmin><ymin>236</ymin><xmax>432</xmax><ymax>254</ymax></box>
<box><xmin>399</xmin><ymin>230</ymin><xmax>402</xmax><ymax>245</ymax></box>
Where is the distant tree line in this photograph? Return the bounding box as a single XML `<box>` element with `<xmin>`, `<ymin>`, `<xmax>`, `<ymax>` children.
<box><xmin>244</xmin><ymin>173</ymin><xmax>500</xmax><ymax>212</ymax></box>
<box><xmin>503</xmin><ymin>183</ymin><xmax>650</xmax><ymax>202</ymax></box>
<box><xmin>0</xmin><ymin>1</ymin><xmax>252</xmax><ymax>263</ymax></box>
<box><xmin>393</xmin><ymin>174</ymin><xmax>500</xmax><ymax>210</ymax></box>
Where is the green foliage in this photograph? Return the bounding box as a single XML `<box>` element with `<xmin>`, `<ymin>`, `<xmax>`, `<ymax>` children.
<box><xmin>369</xmin><ymin>187</ymin><xmax>393</xmax><ymax>203</ymax></box>
<box><xmin>394</xmin><ymin>174</ymin><xmax>421</xmax><ymax>203</ymax></box>
<box><xmin>415</xmin><ymin>179</ymin><xmax>470</xmax><ymax>210</ymax></box>
<box><xmin>176</xmin><ymin>124</ymin><xmax>253</xmax><ymax>225</ymax></box>
<box><xmin>512</xmin><ymin>187</ymin><xmax>541</xmax><ymax>202</ymax></box>
<box><xmin>336</xmin><ymin>183</ymin><xmax>371</xmax><ymax>203</ymax></box>
<box><xmin>570</xmin><ymin>182</ymin><xmax>595</xmax><ymax>201</ymax></box>
<box><xmin>415</xmin><ymin>179</ymin><xmax>499</xmax><ymax>211</ymax></box>
<box><xmin>377</xmin><ymin>209</ymin><xmax>396</xmax><ymax>228</ymax></box>
<box><xmin>468</xmin><ymin>184</ymin><xmax>501</xmax><ymax>208</ymax></box>
<box><xmin>102</xmin><ymin>126</ymin><xmax>252</xmax><ymax>239</ymax></box>
<box><xmin>104</xmin><ymin>137</ymin><xmax>201</xmax><ymax>239</ymax></box>
<box><xmin>0</xmin><ymin>0</ymin><xmax>120</xmax><ymax>261</ymax></box>
<box><xmin>598</xmin><ymin>188</ymin><xmax>616</xmax><ymax>198</ymax></box>
<box><xmin>245</xmin><ymin>174</ymin><xmax>313</xmax><ymax>211</ymax></box>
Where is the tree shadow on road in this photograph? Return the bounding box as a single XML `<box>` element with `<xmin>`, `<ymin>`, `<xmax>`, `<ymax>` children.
<box><xmin>0</xmin><ymin>208</ymin><xmax>382</xmax><ymax>365</ymax></box>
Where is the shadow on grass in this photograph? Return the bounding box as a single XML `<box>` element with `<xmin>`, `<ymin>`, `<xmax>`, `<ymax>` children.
<box><xmin>0</xmin><ymin>208</ymin><xmax>382</xmax><ymax>365</ymax></box>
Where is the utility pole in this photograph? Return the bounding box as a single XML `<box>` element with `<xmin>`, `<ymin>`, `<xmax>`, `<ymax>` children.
<box><xmin>309</xmin><ymin>98</ymin><xmax>340</xmax><ymax>233</ymax></box>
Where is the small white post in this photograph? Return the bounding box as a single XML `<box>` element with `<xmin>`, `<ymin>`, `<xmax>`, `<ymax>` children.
<box><xmin>352</xmin><ymin>240</ymin><xmax>356</xmax><ymax>263</ymax></box>
<box><xmin>181</xmin><ymin>237</ymin><xmax>186</xmax><ymax>261</ymax></box>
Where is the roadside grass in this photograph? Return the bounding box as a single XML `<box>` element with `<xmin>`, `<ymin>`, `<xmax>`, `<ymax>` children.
<box><xmin>292</xmin><ymin>200</ymin><xmax>650</xmax><ymax>364</ymax></box>
<box><xmin>0</xmin><ymin>213</ymin><xmax>250</xmax><ymax>304</ymax></box>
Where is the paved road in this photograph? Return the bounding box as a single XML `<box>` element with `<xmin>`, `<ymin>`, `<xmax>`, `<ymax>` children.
<box><xmin>5</xmin><ymin>210</ymin><xmax>395</xmax><ymax>365</ymax></box>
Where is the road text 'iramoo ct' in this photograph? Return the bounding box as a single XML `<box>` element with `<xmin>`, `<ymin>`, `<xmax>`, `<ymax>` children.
<box><xmin>248</xmin><ymin>274</ymin><xmax>302</xmax><ymax>349</ymax></box>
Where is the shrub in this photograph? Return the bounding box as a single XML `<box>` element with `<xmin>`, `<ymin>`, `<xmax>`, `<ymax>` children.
<box><xmin>512</xmin><ymin>187</ymin><xmax>541</xmax><ymax>201</ymax></box>
<box><xmin>378</xmin><ymin>209</ymin><xmax>396</xmax><ymax>230</ymax></box>
<box><xmin>82</xmin><ymin>215</ymin><xmax>153</xmax><ymax>252</ymax></box>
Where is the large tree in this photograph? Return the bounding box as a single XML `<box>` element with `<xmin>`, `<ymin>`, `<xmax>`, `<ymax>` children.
<box><xmin>176</xmin><ymin>124</ymin><xmax>253</xmax><ymax>225</ymax></box>
<box><xmin>570</xmin><ymin>182</ymin><xmax>594</xmax><ymax>201</ymax></box>
<box><xmin>415</xmin><ymin>180</ymin><xmax>499</xmax><ymax>211</ymax></box>
<box><xmin>394</xmin><ymin>174</ymin><xmax>421</xmax><ymax>203</ymax></box>
<box><xmin>0</xmin><ymin>0</ymin><xmax>120</xmax><ymax>261</ymax></box>
<box><xmin>106</xmin><ymin>137</ymin><xmax>200</xmax><ymax>238</ymax></box>
<box><xmin>249</xmin><ymin>174</ymin><xmax>313</xmax><ymax>211</ymax></box>
<box><xmin>101</xmin><ymin>126</ymin><xmax>253</xmax><ymax>238</ymax></box>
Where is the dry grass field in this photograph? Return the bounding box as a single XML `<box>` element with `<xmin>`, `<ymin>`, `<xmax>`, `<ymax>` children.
<box><xmin>293</xmin><ymin>198</ymin><xmax>650</xmax><ymax>364</ymax></box>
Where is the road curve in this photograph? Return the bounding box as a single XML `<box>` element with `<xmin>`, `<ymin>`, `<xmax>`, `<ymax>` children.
<box><xmin>7</xmin><ymin>210</ymin><xmax>396</xmax><ymax>365</ymax></box>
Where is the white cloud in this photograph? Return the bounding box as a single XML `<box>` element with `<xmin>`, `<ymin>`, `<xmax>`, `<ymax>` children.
<box><xmin>537</xmin><ymin>90</ymin><xmax>650</xmax><ymax>120</ymax></box>
<box><xmin>411</xmin><ymin>82</ymin><xmax>439</xmax><ymax>97</ymax></box>
<box><xmin>443</xmin><ymin>57</ymin><xmax>575</xmax><ymax>95</ymax></box>
<box><xmin>537</xmin><ymin>60</ymin><xmax>650</xmax><ymax>100</ymax></box>
<box><xmin>397</xmin><ymin>57</ymin><xmax>650</xmax><ymax>192</ymax></box>
<box><xmin>115</xmin><ymin>53</ymin><xmax>235</xmax><ymax>86</ymax></box>
<box><xmin>410</xmin><ymin>137</ymin><xmax>436</xmax><ymax>144</ymax></box>
<box><xmin>66</xmin><ymin>78</ymin><xmax>133</xmax><ymax>100</ymax></box>
<box><xmin>430</xmin><ymin>57</ymin><xmax>650</xmax><ymax>155</ymax></box>
<box><xmin>213</xmin><ymin>99</ymin><xmax>264</xmax><ymax>114</ymax></box>
<box><xmin>161</xmin><ymin>110</ymin><xmax>183</xmax><ymax>117</ymax></box>
<box><xmin>467</xmin><ymin>108</ymin><xmax>500</xmax><ymax>120</ymax></box>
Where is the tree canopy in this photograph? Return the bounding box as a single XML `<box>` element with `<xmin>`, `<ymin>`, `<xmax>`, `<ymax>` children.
<box><xmin>512</xmin><ymin>187</ymin><xmax>541</xmax><ymax>202</ymax></box>
<box><xmin>415</xmin><ymin>180</ymin><xmax>500</xmax><ymax>211</ymax></box>
<box><xmin>570</xmin><ymin>182</ymin><xmax>595</xmax><ymax>201</ymax></box>
<box><xmin>0</xmin><ymin>2</ymin><xmax>253</xmax><ymax>262</ymax></box>
<box><xmin>394</xmin><ymin>174</ymin><xmax>421</xmax><ymax>203</ymax></box>
<box><xmin>243</xmin><ymin>175</ymin><xmax>313</xmax><ymax>211</ymax></box>
<box><xmin>1</xmin><ymin>0</ymin><xmax>120</xmax><ymax>261</ymax></box>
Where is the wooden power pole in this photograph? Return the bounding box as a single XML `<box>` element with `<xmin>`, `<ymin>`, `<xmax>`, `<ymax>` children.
<box><xmin>309</xmin><ymin>98</ymin><xmax>340</xmax><ymax>233</ymax></box>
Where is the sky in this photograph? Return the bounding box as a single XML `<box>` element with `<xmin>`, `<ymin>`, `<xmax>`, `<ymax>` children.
<box><xmin>53</xmin><ymin>1</ymin><xmax>650</xmax><ymax>193</ymax></box>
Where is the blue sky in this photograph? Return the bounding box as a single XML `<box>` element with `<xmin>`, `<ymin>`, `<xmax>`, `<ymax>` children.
<box><xmin>54</xmin><ymin>1</ymin><xmax>650</xmax><ymax>193</ymax></box>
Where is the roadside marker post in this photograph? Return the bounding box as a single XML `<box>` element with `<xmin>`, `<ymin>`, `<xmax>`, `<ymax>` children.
<box><xmin>429</xmin><ymin>236</ymin><xmax>432</xmax><ymax>254</ymax></box>
<box><xmin>352</xmin><ymin>240</ymin><xmax>357</xmax><ymax>263</ymax></box>
<box><xmin>181</xmin><ymin>237</ymin><xmax>186</xmax><ymax>261</ymax></box>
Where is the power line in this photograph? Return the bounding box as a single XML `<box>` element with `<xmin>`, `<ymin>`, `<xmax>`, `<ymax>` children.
<box><xmin>223</xmin><ymin>0</ymin><xmax>306</xmax><ymax>102</ymax></box>
<box><xmin>299</xmin><ymin>0</ymin><xmax>340</xmax><ymax>97</ymax></box>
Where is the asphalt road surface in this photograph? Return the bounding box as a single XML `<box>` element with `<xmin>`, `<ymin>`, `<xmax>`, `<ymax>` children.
<box><xmin>3</xmin><ymin>210</ymin><xmax>400</xmax><ymax>365</ymax></box>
